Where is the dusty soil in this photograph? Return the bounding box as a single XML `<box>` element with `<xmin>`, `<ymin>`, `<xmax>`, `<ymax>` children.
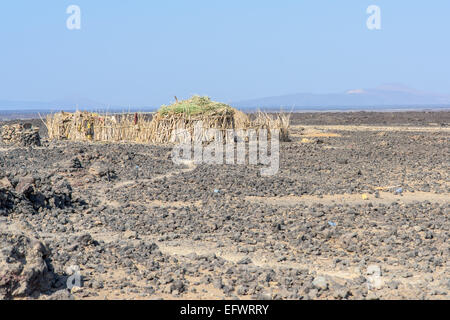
<box><xmin>0</xmin><ymin>111</ymin><xmax>449</xmax><ymax>300</ymax></box>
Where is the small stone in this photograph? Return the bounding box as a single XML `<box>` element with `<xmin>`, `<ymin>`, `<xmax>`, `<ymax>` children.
<box><xmin>366</xmin><ymin>292</ymin><xmax>379</xmax><ymax>300</ymax></box>
<box><xmin>123</xmin><ymin>230</ymin><xmax>138</xmax><ymax>239</ymax></box>
<box><xmin>71</xmin><ymin>286</ymin><xmax>83</xmax><ymax>294</ymax></box>
<box><xmin>15</xmin><ymin>176</ymin><xmax>35</xmax><ymax>195</ymax></box>
<box><xmin>312</xmin><ymin>276</ymin><xmax>328</xmax><ymax>290</ymax></box>
<box><xmin>89</xmin><ymin>162</ymin><xmax>109</xmax><ymax>177</ymax></box>
<box><xmin>0</xmin><ymin>177</ymin><xmax>12</xmax><ymax>190</ymax></box>
<box><xmin>237</xmin><ymin>257</ymin><xmax>252</xmax><ymax>265</ymax></box>
<box><xmin>387</xmin><ymin>281</ymin><xmax>400</xmax><ymax>290</ymax></box>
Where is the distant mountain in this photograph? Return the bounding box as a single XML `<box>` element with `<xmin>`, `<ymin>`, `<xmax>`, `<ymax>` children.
<box><xmin>2</xmin><ymin>85</ymin><xmax>450</xmax><ymax>113</ymax></box>
<box><xmin>231</xmin><ymin>84</ymin><xmax>450</xmax><ymax>110</ymax></box>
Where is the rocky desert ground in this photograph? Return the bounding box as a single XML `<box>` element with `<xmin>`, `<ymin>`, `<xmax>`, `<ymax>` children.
<box><xmin>0</xmin><ymin>111</ymin><xmax>449</xmax><ymax>300</ymax></box>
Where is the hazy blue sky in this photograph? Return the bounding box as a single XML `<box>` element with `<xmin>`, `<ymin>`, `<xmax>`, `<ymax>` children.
<box><xmin>0</xmin><ymin>1</ymin><xmax>449</xmax><ymax>107</ymax></box>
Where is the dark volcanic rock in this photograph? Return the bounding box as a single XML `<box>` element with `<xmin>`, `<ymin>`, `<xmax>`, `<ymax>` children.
<box><xmin>0</xmin><ymin>111</ymin><xmax>448</xmax><ymax>300</ymax></box>
<box><xmin>0</xmin><ymin>220</ymin><xmax>54</xmax><ymax>300</ymax></box>
<box><xmin>1</xmin><ymin>123</ymin><xmax>41</xmax><ymax>147</ymax></box>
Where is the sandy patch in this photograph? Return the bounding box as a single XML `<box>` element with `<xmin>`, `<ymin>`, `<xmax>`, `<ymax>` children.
<box><xmin>293</xmin><ymin>124</ymin><xmax>450</xmax><ymax>133</ymax></box>
<box><xmin>245</xmin><ymin>191</ymin><xmax>449</xmax><ymax>207</ymax></box>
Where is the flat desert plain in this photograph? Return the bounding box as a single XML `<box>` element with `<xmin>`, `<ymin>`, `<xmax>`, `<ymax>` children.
<box><xmin>0</xmin><ymin>111</ymin><xmax>449</xmax><ymax>300</ymax></box>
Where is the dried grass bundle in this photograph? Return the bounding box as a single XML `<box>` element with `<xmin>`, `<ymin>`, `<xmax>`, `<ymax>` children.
<box><xmin>252</xmin><ymin>111</ymin><xmax>291</xmax><ymax>142</ymax></box>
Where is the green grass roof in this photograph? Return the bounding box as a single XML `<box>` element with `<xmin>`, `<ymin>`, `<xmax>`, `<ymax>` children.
<box><xmin>158</xmin><ymin>96</ymin><xmax>233</xmax><ymax>116</ymax></box>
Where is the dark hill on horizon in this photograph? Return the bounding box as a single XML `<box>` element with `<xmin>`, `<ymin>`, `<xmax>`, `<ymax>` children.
<box><xmin>230</xmin><ymin>84</ymin><xmax>450</xmax><ymax>110</ymax></box>
<box><xmin>1</xmin><ymin>85</ymin><xmax>450</xmax><ymax>113</ymax></box>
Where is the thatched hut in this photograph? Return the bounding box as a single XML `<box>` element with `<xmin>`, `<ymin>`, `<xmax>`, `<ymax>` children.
<box><xmin>147</xmin><ymin>96</ymin><xmax>250</xmax><ymax>144</ymax></box>
<box><xmin>46</xmin><ymin>111</ymin><xmax>155</xmax><ymax>143</ymax></box>
<box><xmin>45</xmin><ymin>96</ymin><xmax>290</xmax><ymax>144</ymax></box>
